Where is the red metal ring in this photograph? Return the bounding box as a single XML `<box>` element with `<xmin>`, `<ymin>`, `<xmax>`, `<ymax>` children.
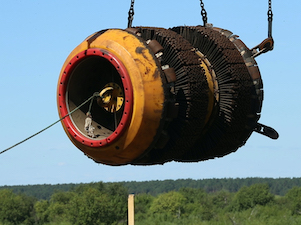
<box><xmin>58</xmin><ymin>48</ymin><xmax>133</xmax><ymax>148</ymax></box>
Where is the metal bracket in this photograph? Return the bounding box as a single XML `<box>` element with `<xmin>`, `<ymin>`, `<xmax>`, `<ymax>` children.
<box><xmin>254</xmin><ymin>122</ymin><xmax>279</xmax><ymax>139</ymax></box>
<box><xmin>251</xmin><ymin>37</ymin><xmax>274</xmax><ymax>58</ymax></box>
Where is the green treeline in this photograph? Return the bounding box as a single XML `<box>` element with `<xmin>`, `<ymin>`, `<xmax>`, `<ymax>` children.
<box><xmin>0</xmin><ymin>182</ymin><xmax>128</xmax><ymax>225</ymax></box>
<box><xmin>0</xmin><ymin>183</ymin><xmax>78</xmax><ymax>200</ymax></box>
<box><xmin>121</xmin><ymin>177</ymin><xmax>301</xmax><ymax>196</ymax></box>
<box><xmin>1</xmin><ymin>179</ymin><xmax>301</xmax><ymax>224</ymax></box>
<box><xmin>2</xmin><ymin>178</ymin><xmax>301</xmax><ymax>200</ymax></box>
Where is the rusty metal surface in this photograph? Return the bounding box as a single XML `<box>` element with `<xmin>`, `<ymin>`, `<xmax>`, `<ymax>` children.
<box><xmin>171</xmin><ymin>26</ymin><xmax>261</xmax><ymax>162</ymax></box>
<box><xmin>132</xmin><ymin>27</ymin><xmax>209</xmax><ymax>164</ymax></box>
<box><xmin>147</xmin><ymin>39</ymin><xmax>164</xmax><ymax>54</ymax></box>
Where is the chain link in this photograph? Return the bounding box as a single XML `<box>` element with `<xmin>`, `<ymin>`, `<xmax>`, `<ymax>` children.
<box><xmin>127</xmin><ymin>0</ymin><xmax>135</xmax><ymax>28</ymax></box>
<box><xmin>200</xmin><ymin>0</ymin><xmax>208</xmax><ymax>26</ymax></box>
<box><xmin>267</xmin><ymin>0</ymin><xmax>273</xmax><ymax>38</ymax></box>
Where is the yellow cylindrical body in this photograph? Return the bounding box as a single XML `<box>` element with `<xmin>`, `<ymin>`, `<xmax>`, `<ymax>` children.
<box><xmin>57</xmin><ymin>29</ymin><xmax>165</xmax><ymax>165</ymax></box>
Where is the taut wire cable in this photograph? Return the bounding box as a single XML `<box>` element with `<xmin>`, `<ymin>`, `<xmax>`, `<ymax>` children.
<box><xmin>0</xmin><ymin>93</ymin><xmax>99</xmax><ymax>155</ymax></box>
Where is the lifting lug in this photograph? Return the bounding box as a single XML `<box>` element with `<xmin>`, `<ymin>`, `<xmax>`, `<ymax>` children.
<box><xmin>254</xmin><ymin>122</ymin><xmax>279</xmax><ymax>140</ymax></box>
<box><xmin>251</xmin><ymin>37</ymin><xmax>274</xmax><ymax>58</ymax></box>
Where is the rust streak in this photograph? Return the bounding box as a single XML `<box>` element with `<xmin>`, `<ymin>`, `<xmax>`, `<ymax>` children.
<box><xmin>135</xmin><ymin>47</ymin><xmax>149</xmax><ymax>60</ymax></box>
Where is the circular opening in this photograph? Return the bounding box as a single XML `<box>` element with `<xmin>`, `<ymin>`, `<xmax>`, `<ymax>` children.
<box><xmin>68</xmin><ymin>56</ymin><xmax>124</xmax><ymax>138</ymax></box>
<box><xmin>59</xmin><ymin>49</ymin><xmax>133</xmax><ymax>147</ymax></box>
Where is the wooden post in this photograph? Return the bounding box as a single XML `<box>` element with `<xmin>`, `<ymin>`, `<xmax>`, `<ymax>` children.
<box><xmin>128</xmin><ymin>194</ymin><xmax>134</xmax><ymax>225</ymax></box>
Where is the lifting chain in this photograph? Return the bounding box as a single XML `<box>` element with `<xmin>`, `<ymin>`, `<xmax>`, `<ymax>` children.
<box><xmin>268</xmin><ymin>0</ymin><xmax>273</xmax><ymax>38</ymax></box>
<box><xmin>127</xmin><ymin>0</ymin><xmax>135</xmax><ymax>28</ymax></box>
<box><xmin>200</xmin><ymin>0</ymin><xmax>208</xmax><ymax>26</ymax></box>
<box><xmin>251</xmin><ymin>0</ymin><xmax>274</xmax><ymax>58</ymax></box>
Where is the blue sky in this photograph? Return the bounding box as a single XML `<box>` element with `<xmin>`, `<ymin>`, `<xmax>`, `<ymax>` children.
<box><xmin>0</xmin><ymin>0</ymin><xmax>300</xmax><ymax>186</ymax></box>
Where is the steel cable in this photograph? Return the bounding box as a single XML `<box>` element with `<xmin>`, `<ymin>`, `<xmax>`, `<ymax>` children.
<box><xmin>0</xmin><ymin>93</ymin><xmax>99</xmax><ymax>155</ymax></box>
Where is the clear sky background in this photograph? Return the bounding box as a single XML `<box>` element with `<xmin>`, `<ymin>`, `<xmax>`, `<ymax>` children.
<box><xmin>0</xmin><ymin>0</ymin><xmax>300</xmax><ymax>186</ymax></box>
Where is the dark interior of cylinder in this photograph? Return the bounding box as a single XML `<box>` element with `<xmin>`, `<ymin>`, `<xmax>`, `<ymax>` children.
<box><xmin>67</xmin><ymin>56</ymin><xmax>124</xmax><ymax>140</ymax></box>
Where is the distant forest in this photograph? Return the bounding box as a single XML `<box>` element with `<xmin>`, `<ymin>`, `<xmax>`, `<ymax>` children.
<box><xmin>1</xmin><ymin>177</ymin><xmax>301</xmax><ymax>200</ymax></box>
<box><xmin>1</xmin><ymin>178</ymin><xmax>301</xmax><ymax>224</ymax></box>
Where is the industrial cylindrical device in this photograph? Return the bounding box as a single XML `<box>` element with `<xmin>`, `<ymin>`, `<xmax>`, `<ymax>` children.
<box><xmin>57</xmin><ymin>26</ymin><xmax>277</xmax><ymax>166</ymax></box>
